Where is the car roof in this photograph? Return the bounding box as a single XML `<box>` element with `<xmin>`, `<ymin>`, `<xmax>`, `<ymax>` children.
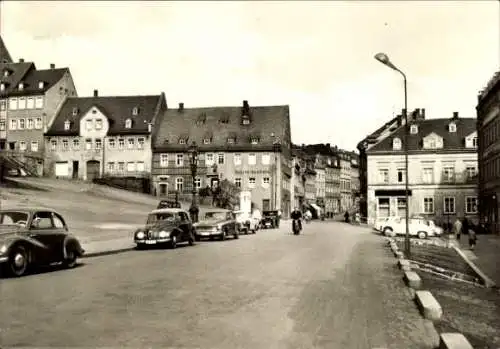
<box><xmin>150</xmin><ymin>208</ymin><xmax>187</xmax><ymax>214</ymax></box>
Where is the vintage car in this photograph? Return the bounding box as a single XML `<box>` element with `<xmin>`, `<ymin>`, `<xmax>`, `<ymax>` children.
<box><xmin>157</xmin><ymin>200</ymin><xmax>181</xmax><ymax>209</ymax></box>
<box><xmin>233</xmin><ymin>210</ymin><xmax>259</xmax><ymax>234</ymax></box>
<box><xmin>0</xmin><ymin>208</ymin><xmax>85</xmax><ymax>277</ymax></box>
<box><xmin>194</xmin><ymin>209</ymin><xmax>239</xmax><ymax>240</ymax></box>
<box><xmin>261</xmin><ymin>210</ymin><xmax>280</xmax><ymax>229</ymax></box>
<box><xmin>381</xmin><ymin>216</ymin><xmax>443</xmax><ymax>239</ymax></box>
<box><xmin>134</xmin><ymin>208</ymin><xmax>195</xmax><ymax>249</ymax></box>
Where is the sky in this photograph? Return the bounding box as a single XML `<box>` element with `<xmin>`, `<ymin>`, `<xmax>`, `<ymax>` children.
<box><xmin>0</xmin><ymin>1</ymin><xmax>499</xmax><ymax>152</ymax></box>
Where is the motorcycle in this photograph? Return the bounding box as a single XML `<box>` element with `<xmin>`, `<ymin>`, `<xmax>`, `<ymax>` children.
<box><xmin>292</xmin><ymin>219</ymin><xmax>301</xmax><ymax>235</ymax></box>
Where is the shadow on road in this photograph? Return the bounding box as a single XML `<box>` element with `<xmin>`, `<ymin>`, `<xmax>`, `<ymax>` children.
<box><xmin>1</xmin><ymin>262</ymin><xmax>86</xmax><ymax>279</ymax></box>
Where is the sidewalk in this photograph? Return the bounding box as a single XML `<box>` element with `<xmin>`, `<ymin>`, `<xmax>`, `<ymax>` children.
<box><xmin>461</xmin><ymin>234</ymin><xmax>500</xmax><ymax>287</ymax></box>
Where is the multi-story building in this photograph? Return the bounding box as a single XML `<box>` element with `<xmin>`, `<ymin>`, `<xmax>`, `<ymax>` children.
<box><xmin>350</xmin><ymin>152</ymin><xmax>360</xmax><ymax>211</ymax></box>
<box><xmin>365</xmin><ymin>111</ymin><xmax>478</xmax><ymax>226</ymax></box>
<box><xmin>337</xmin><ymin>150</ymin><xmax>353</xmax><ymax>212</ymax></box>
<box><xmin>44</xmin><ymin>90</ymin><xmax>167</xmax><ymax>181</ymax></box>
<box><xmin>324</xmin><ymin>154</ymin><xmax>340</xmax><ymax>217</ymax></box>
<box><xmin>151</xmin><ymin>100</ymin><xmax>293</xmax><ymax>217</ymax></box>
<box><xmin>0</xmin><ymin>58</ymin><xmax>76</xmax><ymax>175</ymax></box>
<box><xmin>304</xmin><ymin>160</ymin><xmax>317</xmax><ymax>209</ymax></box>
<box><xmin>314</xmin><ymin>155</ymin><xmax>326</xmax><ymax>210</ymax></box>
<box><xmin>477</xmin><ymin>70</ymin><xmax>500</xmax><ymax>234</ymax></box>
<box><xmin>0</xmin><ymin>36</ymin><xmax>12</xmax><ymax>63</ymax></box>
<box><xmin>291</xmin><ymin>150</ymin><xmax>307</xmax><ymax>210</ymax></box>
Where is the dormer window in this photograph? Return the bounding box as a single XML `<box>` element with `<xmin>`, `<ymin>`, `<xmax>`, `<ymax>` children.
<box><xmin>179</xmin><ymin>138</ymin><xmax>186</xmax><ymax>145</ymax></box>
<box><xmin>242</xmin><ymin>118</ymin><xmax>250</xmax><ymax>125</ymax></box>
<box><xmin>18</xmin><ymin>82</ymin><xmax>24</xmax><ymax>91</ymax></box>
<box><xmin>203</xmin><ymin>138</ymin><xmax>211</xmax><ymax>144</ymax></box>
<box><xmin>227</xmin><ymin>137</ymin><xmax>235</xmax><ymax>144</ymax></box>
<box><xmin>0</xmin><ymin>83</ymin><xmax>4</xmax><ymax>92</ymax></box>
<box><xmin>72</xmin><ymin>107</ymin><xmax>78</xmax><ymax>116</ymax></box>
<box><xmin>250</xmin><ymin>137</ymin><xmax>259</xmax><ymax>145</ymax></box>
<box><xmin>125</xmin><ymin>118</ymin><xmax>132</xmax><ymax>129</ymax></box>
<box><xmin>410</xmin><ymin>125</ymin><xmax>418</xmax><ymax>134</ymax></box>
<box><xmin>3</xmin><ymin>69</ymin><xmax>10</xmax><ymax>77</ymax></box>
<box><xmin>196</xmin><ymin>113</ymin><xmax>207</xmax><ymax>125</ymax></box>
<box><xmin>64</xmin><ymin>120</ymin><xmax>70</xmax><ymax>131</ymax></box>
<box><xmin>132</xmin><ymin>107</ymin><xmax>139</xmax><ymax>115</ymax></box>
<box><xmin>392</xmin><ymin>137</ymin><xmax>402</xmax><ymax>150</ymax></box>
<box><xmin>219</xmin><ymin>115</ymin><xmax>229</xmax><ymax>124</ymax></box>
<box><xmin>38</xmin><ymin>81</ymin><xmax>45</xmax><ymax>89</ymax></box>
<box><xmin>448</xmin><ymin>122</ymin><xmax>457</xmax><ymax>132</ymax></box>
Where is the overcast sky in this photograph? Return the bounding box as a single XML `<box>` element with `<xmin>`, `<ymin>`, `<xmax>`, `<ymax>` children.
<box><xmin>1</xmin><ymin>1</ymin><xmax>498</xmax><ymax>151</ymax></box>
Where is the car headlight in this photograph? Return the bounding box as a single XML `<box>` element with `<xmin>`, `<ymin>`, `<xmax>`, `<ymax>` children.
<box><xmin>216</xmin><ymin>224</ymin><xmax>222</xmax><ymax>231</ymax></box>
<box><xmin>136</xmin><ymin>231</ymin><xmax>145</xmax><ymax>239</ymax></box>
<box><xmin>159</xmin><ymin>231</ymin><xmax>168</xmax><ymax>238</ymax></box>
<box><xmin>0</xmin><ymin>244</ymin><xmax>7</xmax><ymax>254</ymax></box>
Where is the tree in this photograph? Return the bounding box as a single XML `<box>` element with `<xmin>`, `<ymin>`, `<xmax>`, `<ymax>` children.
<box><xmin>212</xmin><ymin>179</ymin><xmax>240</xmax><ymax>209</ymax></box>
<box><xmin>198</xmin><ymin>185</ymin><xmax>212</xmax><ymax>205</ymax></box>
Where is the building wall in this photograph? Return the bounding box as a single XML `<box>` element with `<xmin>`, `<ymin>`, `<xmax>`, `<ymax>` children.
<box><xmin>315</xmin><ymin>167</ymin><xmax>325</xmax><ymax>204</ymax></box>
<box><xmin>367</xmin><ymin>152</ymin><xmax>478</xmax><ymax>224</ymax></box>
<box><xmin>340</xmin><ymin>158</ymin><xmax>351</xmax><ymax>212</ymax></box>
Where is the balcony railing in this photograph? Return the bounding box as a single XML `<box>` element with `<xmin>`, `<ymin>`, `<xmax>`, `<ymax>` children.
<box><xmin>372</xmin><ymin>171</ymin><xmax>478</xmax><ymax>186</ymax></box>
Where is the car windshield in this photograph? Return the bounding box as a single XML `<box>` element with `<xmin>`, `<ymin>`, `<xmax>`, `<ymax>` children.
<box><xmin>204</xmin><ymin>212</ymin><xmax>226</xmax><ymax>221</ymax></box>
<box><xmin>0</xmin><ymin>211</ymin><xmax>29</xmax><ymax>226</ymax></box>
<box><xmin>147</xmin><ymin>212</ymin><xmax>176</xmax><ymax>224</ymax></box>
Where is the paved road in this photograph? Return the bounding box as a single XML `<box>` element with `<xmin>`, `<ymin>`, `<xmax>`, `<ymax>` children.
<box><xmin>0</xmin><ymin>222</ymin><xmax>438</xmax><ymax>349</ymax></box>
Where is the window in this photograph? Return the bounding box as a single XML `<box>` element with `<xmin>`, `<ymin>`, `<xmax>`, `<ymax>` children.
<box><xmin>442</xmin><ymin>166</ymin><xmax>455</xmax><ymax>182</ymax></box>
<box><xmin>95</xmin><ymin>139</ymin><xmax>102</xmax><ymax>150</ymax></box>
<box><xmin>195</xmin><ymin>178</ymin><xmax>201</xmax><ymax>189</ymax></box>
<box><xmin>234</xmin><ymin>153</ymin><xmax>242</xmax><ymax>165</ymax></box>
<box><xmin>64</xmin><ymin>120</ymin><xmax>70</xmax><ymax>130</ymax></box>
<box><xmin>472</xmin><ymin>137</ymin><xmax>478</xmax><ymax>148</ymax></box>
<box><xmin>422</xmin><ymin>167</ymin><xmax>434</xmax><ymax>183</ymax></box>
<box><xmin>206</xmin><ymin>153</ymin><xmax>214</xmax><ymax>166</ymax></box>
<box><xmin>35</xmin><ymin>96</ymin><xmax>44</xmax><ymax>109</ymax></box>
<box><xmin>0</xmin><ymin>121</ymin><xmax>5</xmax><ymax>131</ymax></box>
<box><xmin>127</xmin><ymin>162</ymin><xmax>135</xmax><ymax>172</ymax></box>
<box><xmin>95</xmin><ymin>119</ymin><xmax>103</xmax><ymax>130</ymax></box>
<box><xmin>203</xmin><ymin>138</ymin><xmax>211</xmax><ymax>144</ymax></box>
<box><xmin>85</xmin><ymin>139</ymin><xmax>92</xmax><ymax>150</ymax></box>
<box><xmin>127</xmin><ymin>138</ymin><xmax>134</xmax><ymax>149</ymax></box>
<box><xmin>18</xmin><ymin>97</ymin><xmax>26</xmax><ymax>109</ymax></box>
<box><xmin>160</xmin><ymin>154</ymin><xmax>168</xmax><ymax>167</ymax></box>
<box><xmin>86</xmin><ymin>120</ymin><xmax>93</xmax><ymax>130</ymax></box>
<box><xmin>19</xmin><ymin>141</ymin><xmax>26</xmax><ymax>151</ymax></box>
<box><xmin>0</xmin><ymin>83</ymin><xmax>4</xmax><ymax>91</ymax></box>
<box><xmin>125</xmin><ymin>119</ymin><xmax>132</xmax><ymax>129</ymax></box>
<box><xmin>378</xmin><ymin>197</ymin><xmax>390</xmax><ymax>217</ymax></box>
<box><xmin>251</xmin><ymin>137</ymin><xmax>259</xmax><ymax>144</ymax></box>
<box><xmin>410</xmin><ymin>125</ymin><xmax>418</xmax><ymax>134</ymax></box>
<box><xmin>393</xmin><ymin>138</ymin><xmax>402</xmax><ymax>150</ymax></box>
<box><xmin>235</xmin><ymin>178</ymin><xmax>242</xmax><ymax>188</ymax></box>
<box><xmin>218</xmin><ymin>153</ymin><xmax>224</xmax><ymax>164</ymax></box>
<box><xmin>397</xmin><ymin>168</ymin><xmax>405</xmax><ymax>183</ymax></box>
<box><xmin>423</xmin><ymin>197</ymin><xmax>434</xmax><ymax>214</ymax></box>
<box><xmin>466</xmin><ymin>166</ymin><xmax>477</xmax><ymax>178</ymax></box>
<box><xmin>26</xmin><ymin>97</ymin><xmax>34</xmax><ymax>109</ymax></box>
<box><xmin>38</xmin><ymin>81</ymin><xmax>44</xmax><ymax>89</ymax></box>
<box><xmin>118</xmin><ymin>138</ymin><xmax>125</xmax><ymax>149</ymax></box>
<box><xmin>242</xmin><ymin>118</ymin><xmax>250</xmax><ymax>125</ymax></box>
<box><xmin>176</xmin><ymin>154</ymin><xmax>184</xmax><ymax>167</ymax></box>
<box><xmin>73</xmin><ymin>139</ymin><xmax>79</xmax><ymax>149</ymax></box>
<box><xmin>9</xmin><ymin>98</ymin><xmax>17</xmax><ymax>110</ymax></box>
<box><xmin>175</xmin><ymin>177</ymin><xmax>183</xmax><ymax>192</ymax></box>
<box><xmin>179</xmin><ymin>138</ymin><xmax>186</xmax><ymax>145</ymax></box>
<box><xmin>62</xmin><ymin>139</ymin><xmax>69</xmax><ymax>150</ymax></box>
<box><xmin>262</xmin><ymin>177</ymin><xmax>270</xmax><ymax>187</ymax></box>
<box><xmin>262</xmin><ymin>154</ymin><xmax>271</xmax><ymax>165</ymax></box>
<box><xmin>378</xmin><ymin>168</ymin><xmax>389</xmax><ymax>183</ymax></box>
<box><xmin>9</xmin><ymin>119</ymin><xmax>16</xmax><ymax>130</ymax></box>
<box><xmin>18</xmin><ymin>119</ymin><xmax>26</xmax><ymax>130</ymax></box>
<box><xmin>35</xmin><ymin>117</ymin><xmax>42</xmax><ymax>129</ymax></box>
<box><xmin>227</xmin><ymin>137</ymin><xmax>235</xmax><ymax>144</ymax></box>
<box><xmin>465</xmin><ymin>197</ymin><xmax>478</xmax><ymax>214</ymax></box>
<box><xmin>118</xmin><ymin>162</ymin><xmax>125</xmax><ymax>171</ymax></box>
<box><xmin>72</xmin><ymin>107</ymin><xmax>78</xmax><ymax>116</ymax></box>
<box><xmin>136</xmin><ymin>161</ymin><xmax>145</xmax><ymax>172</ymax></box>
<box><xmin>0</xmin><ymin>100</ymin><xmax>5</xmax><ymax>111</ymax></box>
<box><xmin>27</xmin><ymin>119</ymin><xmax>34</xmax><ymax>129</ymax></box>
<box><xmin>108</xmin><ymin>138</ymin><xmax>115</xmax><ymax>148</ymax></box>
<box><xmin>248</xmin><ymin>153</ymin><xmax>256</xmax><ymax>165</ymax></box>
<box><xmin>132</xmin><ymin>107</ymin><xmax>138</xmax><ymax>115</ymax></box>
<box><xmin>138</xmin><ymin>137</ymin><xmax>145</xmax><ymax>149</ymax></box>
<box><xmin>448</xmin><ymin>123</ymin><xmax>456</xmax><ymax>132</ymax></box>
<box><xmin>444</xmin><ymin>197</ymin><xmax>455</xmax><ymax>214</ymax></box>
<box><xmin>107</xmin><ymin>162</ymin><xmax>115</xmax><ymax>172</ymax></box>
<box><xmin>249</xmin><ymin>177</ymin><xmax>256</xmax><ymax>188</ymax></box>
<box><xmin>49</xmin><ymin>140</ymin><xmax>57</xmax><ymax>150</ymax></box>
<box><xmin>31</xmin><ymin>142</ymin><xmax>38</xmax><ymax>152</ymax></box>
<box><xmin>18</xmin><ymin>82</ymin><xmax>23</xmax><ymax>91</ymax></box>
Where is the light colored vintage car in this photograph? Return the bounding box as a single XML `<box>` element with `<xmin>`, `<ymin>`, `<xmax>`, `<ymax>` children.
<box><xmin>380</xmin><ymin>216</ymin><xmax>443</xmax><ymax>239</ymax></box>
<box><xmin>193</xmin><ymin>209</ymin><xmax>239</xmax><ymax>241</ymax></box>
<box><xmin>233</xmin><ymin>210</ymin><xmax>259</xmax><ymax>234</ymax></box>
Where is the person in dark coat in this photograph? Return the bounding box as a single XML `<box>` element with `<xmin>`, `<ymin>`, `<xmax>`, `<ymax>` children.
<box><xmin>344</xmin><ymin>211</ymin><xmax>350</xmax><ymax>223</ymax></box>
<box><xmin>461</xmin><ymin>217</ymin><xmax>469</xmax><ymax>239</ymax></box>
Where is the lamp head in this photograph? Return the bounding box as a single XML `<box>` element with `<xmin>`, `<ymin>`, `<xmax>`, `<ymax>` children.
<box><xmin>374</xmin><ymin>52</ymin><xmax>398</xmax><ymax>71</ymax></box>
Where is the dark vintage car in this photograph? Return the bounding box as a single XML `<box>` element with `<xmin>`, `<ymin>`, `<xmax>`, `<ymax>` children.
<box><xmin>261</xmin><ymin>210</ymin><xmax>280</xmax><ymax>229</ymax></box>
<box><xmin>0</xmin><ymin>208</ymin><xmax>85</xmax><ymax>277</ymax></box>
<box><xmin>134</xmin><ymin>208</ymin><xmax>195</xmax><ymax>249</ymax></box>
<box><xmin>157</xmin><ymin>200</ymin><xmax>181</xmax><ymax>209</ymax></box>
<box><xmin>193</xmin><ymin>209</ymin><xmax>239</xmax><ymax>241</ymax></box>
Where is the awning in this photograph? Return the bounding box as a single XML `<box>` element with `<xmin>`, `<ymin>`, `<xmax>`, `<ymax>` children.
<box><xmin>310</xmin><ymin>203</ymin><xmax>322</xmax><ymax>214</ymax></box>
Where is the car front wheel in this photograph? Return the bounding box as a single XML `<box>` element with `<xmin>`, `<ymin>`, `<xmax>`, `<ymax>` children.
<box><xmin>383</xmin><ymin>227</ymin><xmax>395</xmax><ymax>237</ymax></box>
<box><xmin>170</xmin><ymin>235</ymin><xmax>177</xmax><ymax>249</ymax></box>
<box><xmin>62</xmin><ymin>248</ymin><xmax>78</xmax><ymax>268</ymax></box>
<box><xmin>9</xmin><ymin>245</ymin><xmax>29</xmax><ymax>277</ymax></box>
<box><xmin>417</xmin><ymin>231</ymin><xmax>428</xmax><ymax>239</ymax></box>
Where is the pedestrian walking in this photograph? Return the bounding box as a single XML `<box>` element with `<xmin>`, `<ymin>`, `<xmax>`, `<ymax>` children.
<box><xmin>461</xmin><ymin>217</ymin><xmax>469</xmax><ymax>239</ymax></box>
<box><xmin>468</xmin><ymin>227</ymin><xmax>477</xmax><ymax>250</ymax></box>
<box><xmin>453</xmin><ymin>217</ymin><xmax>462</xmax><ymax>241</ymax></box>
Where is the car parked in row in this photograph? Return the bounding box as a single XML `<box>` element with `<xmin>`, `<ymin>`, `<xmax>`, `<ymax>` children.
<box><xmin>0</xmin><ymin>208</ymin><xmax>85</xmax><ymax>277</ymax></box>
<box><xmin>379</xmin><ymin>216</ymin><xmax>443</xmax><ymax>239</ymax></box>
<box><xmin>194</xmin><ymin>209</ymin><xmax>239</xmax><ymax>241</ymax></box>
<box><xmin>134</xmin><ymin>208</ymin><xmax>195</xmax><ymax>249</ymax></box>
<box><xmin>234</xmin><ymin>210</ymin><xmax>259</xmax><ymax>234</ymax></box>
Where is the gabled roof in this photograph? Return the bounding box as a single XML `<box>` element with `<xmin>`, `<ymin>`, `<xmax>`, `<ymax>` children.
<box><xmin>0</xmin><ymin>62</ymin><xmax>35</xmax><ymax>95</ymax></box>
<box><xmin>0</xmin><ymin>36</ymin><xmax>12</xmax><ymax>63</ymax></box>
<box><xmin>6</xmin><ymin>67</ymin><xmax>70</xmax><ymax>97</ymax></box>
<box><xmin>153</xmin><ymin>101</ymin><xmax>289</xmax><ymax>152</ymax></box>
<box><xmin>45</xmin><ymin>94</ymin><xmax>166</xmax><ymax>137</ymax></box>
<box><xmin>367</xmin><ymin>117</ymin><xmax>477</xmax><ymax>153</ymax></box>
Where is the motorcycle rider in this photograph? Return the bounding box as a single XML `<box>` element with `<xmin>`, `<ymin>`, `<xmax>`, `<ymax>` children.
<box><xmin>291</xmin><ymin>207</ymin><xmax>303</xmax><ymax>231</ymax></box>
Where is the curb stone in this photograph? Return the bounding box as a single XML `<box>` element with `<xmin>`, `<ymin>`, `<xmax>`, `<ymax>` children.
<box><xmin>82</xmin><ymin>245</ymin><xmax>135</xmax><ymax>258</ymax></box>
<box><xmin>439</xmin><ymin>332</ymin><xmax>474</xmax><ymax>349</ymax></box>
<box><xmin>452</xmin><ymin>245</ymin><xmax>496</xmax><ymax>288</ymax></box>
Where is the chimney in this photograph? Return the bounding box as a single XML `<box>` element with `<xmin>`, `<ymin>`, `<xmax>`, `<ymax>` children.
<box><xmin>19</xmin><ymin>58</ymin><xmax>24</xmax><ymax>63</ymax></box>
<box><xmin>453</xmin><ymin>111</ymin><xmax>459</xmax><ymax>119</ymax></box>
<box><xmin>50</xmin><ymin>63</ymin><xmax>55</xmax><ymax>69</ymax></box>
<box><xmin>93</xmin><ymin>89</ymin><xmax>98</xmax><ymax>97</ymax></box>
<box><xmin>420</xmin><ymin>108</ymin><xmax>425</xmax><ymax>119</ymax></box>
<box><xmin>178</xmin><ymin>102</ymin><xmax>184</xmax><ymax>112</ymax></box>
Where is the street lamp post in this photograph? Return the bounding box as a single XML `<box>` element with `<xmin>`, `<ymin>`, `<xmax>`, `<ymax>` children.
<box><xmin>374</xmin><ymin>52</ymin><xmax>411</xmax><ymax>256</ymax></box>
<box><xmin>188</xmin><ymin>141</ymin><xmax>199</xmax><ymax>223</ymax></box>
